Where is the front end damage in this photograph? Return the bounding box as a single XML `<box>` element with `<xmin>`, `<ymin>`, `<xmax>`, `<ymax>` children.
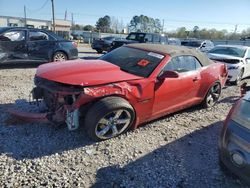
<box><xmin>9</xmin><ymin>76</ymin><xmax>144</xmax><ymax>131</ymax></box>
<box><xmin>8</xmin><ymin>77</ymin><xmax>84</xmax><ymax>130</ymax></box>
<box><xmin>240</xmin><ymin>82</ymin><xmax>250</xmax><ymax>97</ymax></box>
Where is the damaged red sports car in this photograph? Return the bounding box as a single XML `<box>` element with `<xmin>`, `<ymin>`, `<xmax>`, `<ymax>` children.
<box><xmin>19</xmin><ymin>44</ymin><xmax>228</xmax><ymax>141</ymax></box>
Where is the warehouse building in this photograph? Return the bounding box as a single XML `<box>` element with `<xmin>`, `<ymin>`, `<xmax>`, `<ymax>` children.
<box><xmin>0</xmin><ymin>15</ymin><xmax>71</xmax><ymax>38</ymax></box>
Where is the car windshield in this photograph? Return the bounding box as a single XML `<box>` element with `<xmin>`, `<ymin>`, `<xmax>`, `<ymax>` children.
<box><xmin>126</xmin><ymin>33</ymin><xmax>145</xmax><ymax>42</ymax></box>
<box><xmin>99</xmin><ymin>46</ymin><xmax>164</xmax><ymax>77</ymax></box>
<box><xmin>208</xmin><ymin>46</ymin><xmax>246</xmax><ymax>58</ymax></box>
<box><xmin>232</xmin><ymin>99</ymin><xmax>250</xmax><ymax>128</ymax></box>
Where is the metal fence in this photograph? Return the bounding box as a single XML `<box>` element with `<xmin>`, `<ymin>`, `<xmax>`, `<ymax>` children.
<box><xmin>71</xmin><ymin>30</ymin><xmax>250</xmax><ymax>46</ymax></box>
<box><xmin>212</xmin><ymin>40</ymin><xmax>250</xmax><ymax>46</ymax></box>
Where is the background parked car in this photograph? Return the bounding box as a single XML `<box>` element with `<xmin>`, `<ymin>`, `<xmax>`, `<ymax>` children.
<box><xmin>168</xmin><ymin>38</ymin><xmax>181</xmax><ymax>46</ymax></box>
<box><xmin>208</xmin><ymin>45</ymin><xmax>250</xmax><ymax>85</ymax></box>
<box><xmin>110</xmin><ymin>32</ymin><xmax>168</xmax><ymax>51</ymax></box>
<box><xmin>181</xmin><ymin>39</ymin><xmax>214</xmax><ymax>52</ymax></box>
<box><xmin>91</xmin><ymin>36</ymin><xmax>122</xmax><ymax>53</ymax></box>
<box><xmin>0</xmin><ymin>27</ymin><xmax>78</xmax><ymax>65</ymax></box>
<box><xmin>219</xmin><ymin>85</ymin><xmax>250</xmax><ymax>184</ymax></box>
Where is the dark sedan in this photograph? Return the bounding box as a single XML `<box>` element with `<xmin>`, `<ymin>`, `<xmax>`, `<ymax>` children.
<box><xmin>0</xmin><ymin>27</ymin><xmax>78</xmax><ymax>65</ymax></box>
<box><xmin>91</xmin><ymin>36</ymin><xmax>121</xmax><ymax>53</ymax></box>
<box><xmin>219</xmin><ymin>83</ymin><xmax>250</xmax><ymax>184</ymax></box>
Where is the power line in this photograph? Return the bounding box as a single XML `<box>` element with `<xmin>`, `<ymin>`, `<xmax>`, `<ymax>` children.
<box><xmin>26</xmin><ymin>0</ymin><xmax>49</xmax><ymax>13</ymax></box>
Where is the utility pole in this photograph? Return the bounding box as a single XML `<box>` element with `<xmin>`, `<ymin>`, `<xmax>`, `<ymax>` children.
<box><xmin>24</xmin><ymin>5</ymin><xmax>27</xmax><ymax>27</ymax></box>
<box><xmin>51</xmin><ymin>0</ymin><xmax>55</xmax><ymax>32</ymax></box>
<box><xmin>234</xmin><ymin>24</ymin><xmax>238</xmax><ymax>34</ymax></box>
<box><xmin>71</xmin><ymin>13</ymin><xmax>74</xmax><ymax>27</ymax></box>
<box><xmin>162</xmin><ymin>19</ymin><xmax>165</xmax><ymax>34</ymax></box>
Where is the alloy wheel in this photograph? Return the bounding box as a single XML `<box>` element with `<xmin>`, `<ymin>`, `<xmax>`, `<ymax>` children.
<box><xmin>206</xmin><ymin>83</ymin><xmax>221</xmax><ymax>107</ymax></box>
<box><xmin>95</xmin><ymin>109</ymin><xmax>132</xmax><ymax>140</ymax></box>
<box><xmin>53</xmin><ymin>52</ymin><xmax>67</xmax><ymax>61</ymax></box>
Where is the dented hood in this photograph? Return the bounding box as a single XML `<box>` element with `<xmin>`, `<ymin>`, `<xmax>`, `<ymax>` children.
<box><xmin>36</xmin><ymin>59</ymin><xmax>143</xmax><ymax>86</ymax></box>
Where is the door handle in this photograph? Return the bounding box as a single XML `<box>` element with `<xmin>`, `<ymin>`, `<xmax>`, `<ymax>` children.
<box><xmin>193</xmin><ymin>77</ymin><xmax>199</xmax><ymax>82</ymax></box>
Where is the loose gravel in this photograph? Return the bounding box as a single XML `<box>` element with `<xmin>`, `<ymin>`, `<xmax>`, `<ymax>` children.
<box><xmin>1</xmin><ymin>63</ymin><xmax>250</xmax><ymax>187</ymax></box>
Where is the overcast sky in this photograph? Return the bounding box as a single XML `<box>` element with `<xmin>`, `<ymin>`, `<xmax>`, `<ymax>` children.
<box><xmin>1</xmin><ymin>0</ymin><xmax>250</xmax><ymax>32</ymax></box>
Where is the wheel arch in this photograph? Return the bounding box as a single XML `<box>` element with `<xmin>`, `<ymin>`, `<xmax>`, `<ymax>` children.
<box><xmin>203</xmin><ymin>79</ymin><xmax>222</xmax><ymax>100</ymax></box>
<box><xmin>79</xmin><ymin>94</ymin><xmax>138</xmax><ymax>129</ymax></box>
<box><xmin>51</xmin><ymin>50</ymin><xmax>69</xmax><ymax>61</ymax></box>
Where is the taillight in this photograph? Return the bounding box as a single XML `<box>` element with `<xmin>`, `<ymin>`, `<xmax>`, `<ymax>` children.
<box><xmin>72</xmin><ymin>42</ymin><xmax>78</xmax><ymax>48</ymax></box>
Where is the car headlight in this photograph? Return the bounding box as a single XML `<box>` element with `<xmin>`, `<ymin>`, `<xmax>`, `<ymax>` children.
<box><xmin>228</xmin><ymin>66</ymin><xmax>239</xmax><ymax>70</ymax></box>
<box><xmin>231</xmin><ymin>151</ymin><xmax>245</xmax><ymax>166</ymax></box>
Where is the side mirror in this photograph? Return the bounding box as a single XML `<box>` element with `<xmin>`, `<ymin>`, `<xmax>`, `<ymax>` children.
<box><xmin>158</xmin><ymin>71</ymin><xmax>179</xmax><ymax>80</ymax></box>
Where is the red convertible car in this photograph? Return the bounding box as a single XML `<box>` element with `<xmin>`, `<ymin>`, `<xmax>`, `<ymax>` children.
<box><xmin>13</xmin><ymin>44</ymin><xmax>228</xmax><ymax>141</ymax></box>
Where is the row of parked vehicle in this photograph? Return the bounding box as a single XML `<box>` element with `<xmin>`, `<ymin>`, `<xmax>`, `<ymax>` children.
<box><xmin>92</xmin><ymin>32</ymin><xmax>250</xmax><ymax>86</ymax></box>
<box><xmin>1</xmin><ymin>27</ymin><xmax>250</xmax><ymax>184</ymax></box>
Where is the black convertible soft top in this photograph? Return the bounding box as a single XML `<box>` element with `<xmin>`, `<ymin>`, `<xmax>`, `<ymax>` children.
<box><xmin>126</xmin><ymin>43</ymin><xmax>214</xmax><ymax>66</ymax></box>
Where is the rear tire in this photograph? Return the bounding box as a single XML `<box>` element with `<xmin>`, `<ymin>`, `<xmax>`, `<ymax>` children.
<box><xmin>53</xmin><ymin>51</ymin><xmax>67</xmax><ymax>62</ymax></box>
<box><xmin>96</xmin><ymin>49</ymin><xmax>103</xmax><ymax>54</ymax></box>
<box><xmin>84</xmin><ymin>97</ymin><xmax>135</xmax><ymax>141</ymax></box>
<box><xmin>202</xmin><ymin>82</ymin><xmax>221</xmax><ymax>108</ymax></box>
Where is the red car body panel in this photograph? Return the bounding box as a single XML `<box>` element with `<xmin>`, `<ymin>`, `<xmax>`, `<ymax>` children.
<box><xmin>37</xmin><ymin>59</ymin><xmax>143</xmax><ymax>86</ymax></box>
<box><xmin>33</xmin><ymin>53</ymin><xmax>227</xmax><ymax>129</ymax></box>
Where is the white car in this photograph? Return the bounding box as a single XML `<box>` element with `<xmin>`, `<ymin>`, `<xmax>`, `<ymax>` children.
<box><xmin>208</xmin><ymin>45</ymin><xmax>250</xmax><ymax>85</ymax></box>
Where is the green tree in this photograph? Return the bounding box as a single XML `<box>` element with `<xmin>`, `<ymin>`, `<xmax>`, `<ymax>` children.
<box><xmin>193</xmin><ymin>26</ymin><xmax>199</xmax><ymax>38</ymax></box>
<box><xmin>83</xmin><ymin>25</ymin><xmax>95</xmax><ymax>31</ymax></box>
<box><xmin>96</xmin><ymin>15</ymin><xmax>112</xmax><ymax>33</ymax></box>
<box><xmin>71</xmin><ymin>24</ymin><xmax>83</xmax><ymax>30</ymax></box>
<box><xmin>129</xmin><ymin>15</ymin><xmax>162</xmax><ymax>33</ymax></box>
<box><xmin>176</xmin><ymin>27</ymin><xmax>188</xmax><ymax>38</ymax></box>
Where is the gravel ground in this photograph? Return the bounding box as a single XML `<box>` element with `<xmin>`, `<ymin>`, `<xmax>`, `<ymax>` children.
<box><xmin>0</xmin><ymin>52</ymin><xmax>250</xmax><ymax>187</ymax></box>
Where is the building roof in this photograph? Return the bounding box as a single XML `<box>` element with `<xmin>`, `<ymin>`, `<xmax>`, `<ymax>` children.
<box><xmin>126</xmin><ymin>43</ymin><xmax>214</xmax><ymax>66</ymax></box>
<box><xmin>0</xmin><ymin>15</ymin><xmax>51</xmax><ymax>23</ymax></box>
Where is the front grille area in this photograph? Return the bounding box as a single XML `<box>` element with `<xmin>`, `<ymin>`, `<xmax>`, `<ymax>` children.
<box><xmin>34</xmin><ymin>76</ymin><xmax>84</xmax><ymax>93</ymax></box>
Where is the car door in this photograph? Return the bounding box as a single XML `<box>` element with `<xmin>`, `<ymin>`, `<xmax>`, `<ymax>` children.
<box><xmin>144</xmin><ymin>33</ymin><xmax>153</xmax><ymax>43</ymax></box>
<box><xmin>153</xmin><ymin>34</ymin><xmax>160</xmax><ymax>44</ymax></box>
<box><xmin>27</xmin><ymin>30</ymin><xmax>56</xmax><ymax>62</ymax></box>
<box><xmin>153</xmin><ymin>55</ymin><xmax>202</xmax><ymax>116</ymax></box>
<box><xmin>0</xmin><ymin>29</ymin><xmax>28</xmax><ymax>64</ymax></box>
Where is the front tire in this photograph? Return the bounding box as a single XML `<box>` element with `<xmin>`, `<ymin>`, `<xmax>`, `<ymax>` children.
<box><xmin>202</xmin><ymin>82</ymin><xmax>221</xmax><ymax>108</ymax></box>
<box><xmin>84</xmin><ymin>97</ymin><xmax>135</xmax><ymax>141</ymax></box>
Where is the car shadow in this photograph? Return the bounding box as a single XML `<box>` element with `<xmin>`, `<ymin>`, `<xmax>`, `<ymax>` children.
<box><xmin>0</xmin><ymin>99</ymin><xmax>95</xmax><ymax>160</ymax></box>
<box><xmin>80</xmin><ymin>56</ymin><xmax>100</xmax><ymax>60</ymax></box>
<box><xmin>78</xmin><ymin>51</ymin><xmax>99</xmax><ymax>55</ymax></box>
<box><xmin>0</xmin><ymin>63</ymin><xmax>42</xmax><ymax>69</ymax></box>
<box><xmin>0</xmin><ymin>95</ymin><xmax>236</xmax><ymax>161</ymax></box>
<box><xmin>92</xmin><ymin>121</ymin><xmax>246</xmax><ymax>188</ymax></box>
<box><xmin>218</xmin><ymin>96</ymin><xmax>240</xmax><ymax>105</ymax></box>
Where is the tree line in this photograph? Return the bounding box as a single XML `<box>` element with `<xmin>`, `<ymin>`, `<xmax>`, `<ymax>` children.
<box><xmin>71</xmin><ymin>14</ymin><xmax>250</xmax><ymax>40</ymax></box>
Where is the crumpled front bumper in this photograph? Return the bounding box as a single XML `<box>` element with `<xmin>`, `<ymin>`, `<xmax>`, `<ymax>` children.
<box><xmin>7</xmin><ymin>85</ymin><xmax>81</xmax><ymax>131</ymax></box>
<box><xmin>7</xmin><ymin>108</ymin><xmax>49</xmax><ymax>123</ymax></box>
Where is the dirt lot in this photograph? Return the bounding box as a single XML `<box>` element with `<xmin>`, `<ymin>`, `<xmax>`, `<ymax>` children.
<box><xmin>0</xmin><ymin>49</ymin><xmax>250</xmax><ymax>187</ymax></box>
